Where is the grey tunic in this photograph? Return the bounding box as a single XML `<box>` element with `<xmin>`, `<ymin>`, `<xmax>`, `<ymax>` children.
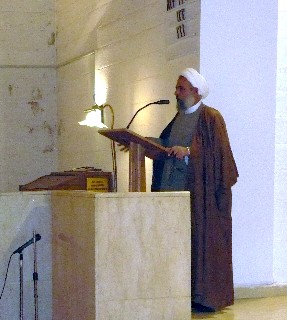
<box><xmin>160</xmin><ymin>105</ymin><xmax>202</xmax><ymax>191</ymax></box>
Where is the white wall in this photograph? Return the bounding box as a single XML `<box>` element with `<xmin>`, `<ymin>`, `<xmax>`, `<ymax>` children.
<box><xmin>201</xmin><ymin>0</ymin><xmax>279</xmax><ymax>286</ymax></box>
<box><xmin>274</xmin><ymin>0</ymin><xmax>287</xmax><ymax>283</ymax></box>
<box><xmin>55</xmin><ymin>0</ymin><xmax>119</xmax><ymax>176</ymax></box>
<box><xmin>56</xmin><ymin>0</ymin><xmax>201</xmax><ymax>191</ymax></box>
<box><xmin>0</xmin><ymin>1</ymin><xmax>57</xmax><ymax>191</ymax></box>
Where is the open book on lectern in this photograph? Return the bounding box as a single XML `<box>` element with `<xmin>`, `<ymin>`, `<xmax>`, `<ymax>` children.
<box><xmin>98</xmin><ymin>128</ymin><xmax>169</xmax><ymax>160</ymax></box>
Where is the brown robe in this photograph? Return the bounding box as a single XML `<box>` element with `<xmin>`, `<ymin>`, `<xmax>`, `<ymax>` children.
<box><xmin>152</xmin><ymin>104</ymin><xmax>239</xmax><ymax>310</ymax></box>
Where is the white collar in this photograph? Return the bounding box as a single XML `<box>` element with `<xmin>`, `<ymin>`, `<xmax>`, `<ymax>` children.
<box><xmin>184</xmin><ymin>100</ymin><xmax>202</xmax><ymax>114</ymax></box>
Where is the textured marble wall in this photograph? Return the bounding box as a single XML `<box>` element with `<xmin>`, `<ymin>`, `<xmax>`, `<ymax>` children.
<box><xmin>94</xmin><ymin>192</ymin><xmax>191</xmax><ymax>319</ymax></box>
<box><xmin>0</xmin><ymin>191</ymin><xmax>191</xmax><ymax>319</ymax></box>
<box><xmin>0</xmin><ymin>0</ymin><xmax>57</xmax><ymax>192</ymax></box>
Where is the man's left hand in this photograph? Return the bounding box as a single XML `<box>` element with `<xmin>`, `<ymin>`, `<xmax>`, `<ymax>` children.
<box><xmin>167</xmin><ymin>146</ymin><xmax>190</xmax><ymax>160</ymax></box>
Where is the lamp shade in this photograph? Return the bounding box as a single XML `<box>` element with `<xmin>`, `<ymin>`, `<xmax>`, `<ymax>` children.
<box><xmin>78</xmin><ymin>109</ymin><xmax>108</xmax><ymax>128</ymax></box>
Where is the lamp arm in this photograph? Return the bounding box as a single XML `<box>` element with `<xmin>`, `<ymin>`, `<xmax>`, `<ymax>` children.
<box><xmin>101</xmin><ymin>103</ymin><xmax>117</xmax><ymax>191</ymax></box>
<box><xmin>79</xmin><ymin>102</ymin><xmax>117</xmax><ymax>191</ymax></box>
<box><xmin>101</xmin><ymin>104</ymin><xmax>115</xmax><ymax>129</ymax></box>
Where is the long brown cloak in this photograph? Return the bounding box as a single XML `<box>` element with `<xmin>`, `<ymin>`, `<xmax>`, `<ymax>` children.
<box><xmin>152</xmin><ymin>105</ymin><xmax>239</xmax><ymax>310</ymax></box>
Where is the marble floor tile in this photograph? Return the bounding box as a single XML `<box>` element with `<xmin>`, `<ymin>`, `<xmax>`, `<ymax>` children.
<box><xmin>192</xmin><ymin>296</ymin><xmax>287</xmax><ymax>320</ymax></box>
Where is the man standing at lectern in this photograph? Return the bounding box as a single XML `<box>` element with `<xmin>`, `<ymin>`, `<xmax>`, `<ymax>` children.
<box><xmin>151</xmin><ymin>68</ymin><xmax>239</xmax><ymax>312</ymax></box>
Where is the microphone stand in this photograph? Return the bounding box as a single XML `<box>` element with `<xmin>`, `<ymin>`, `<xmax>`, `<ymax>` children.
<box><xmin>16</xmin><ymin>232</ymin><xmax>40</xmax><ymax>320</ymax></box>
<box><xmin>33</xmin><ymin>231</ymin><xmax>39</xmax><ymax>320</ymax></box>
<box><xmin>19</xmin><ymin>252</ymin><xmax>23</xmax><ymax>320</ymax></box>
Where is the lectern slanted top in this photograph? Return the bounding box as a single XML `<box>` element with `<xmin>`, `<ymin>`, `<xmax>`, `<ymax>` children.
<box><xmin>98</xmin><ymin>128</ymin><xmax>169</xmax><ymax>192</ymax></box>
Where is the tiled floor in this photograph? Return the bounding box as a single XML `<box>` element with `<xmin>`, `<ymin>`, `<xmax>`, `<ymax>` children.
<box><xmin>192</xmin><ymin>296</ymin><xmax>287</xmax><ymax>319</ymax></box>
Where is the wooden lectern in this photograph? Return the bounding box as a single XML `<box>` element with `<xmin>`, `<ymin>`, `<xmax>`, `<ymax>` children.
<box><xmin>98</xmin><ymin>129</ymin><xmax>168</xmax><ymax>192</ymax></box>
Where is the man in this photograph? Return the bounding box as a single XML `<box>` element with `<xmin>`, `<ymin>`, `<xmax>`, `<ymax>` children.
<box><xmin>151</xmin><ymin>68</ymin><xmax>239</xmax><ymax>312</ymax></box>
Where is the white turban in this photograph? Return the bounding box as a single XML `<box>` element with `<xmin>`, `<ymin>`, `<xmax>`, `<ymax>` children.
<box><xmin>180</xmin><ymin>68</ymin><xmax>209</xmax><ymax>99</ymax></box>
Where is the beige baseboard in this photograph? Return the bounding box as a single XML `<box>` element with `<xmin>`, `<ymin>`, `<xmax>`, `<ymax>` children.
<box><xmin>235</xmin><ymin>284</ymin><xmax>287</xmax><ymax>299</ymax></box>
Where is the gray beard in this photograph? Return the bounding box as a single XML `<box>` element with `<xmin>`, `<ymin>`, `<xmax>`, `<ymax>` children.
<box><xmin>176</xmin><ymin>96</ymin><xmax>195</xmax><ymax>111</ymax></box>
<box><xmin>176</xmin><ymin>99</ymin><xmax>186</xmax><ymax>111</ymax></box>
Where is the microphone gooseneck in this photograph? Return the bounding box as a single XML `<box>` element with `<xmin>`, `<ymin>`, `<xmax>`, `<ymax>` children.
<box><xmin>126</xmin><ymin>100</ymin><xmax>170</xmax><ymax>129</ymax></box>
<box><xmin>13</xmin><ymin>234</ymin><xmax>41</xmax><ymax>254</ymax></box>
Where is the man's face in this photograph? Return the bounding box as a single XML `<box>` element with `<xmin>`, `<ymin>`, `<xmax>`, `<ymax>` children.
<box><xmin>175</xmin><ymin>76</ymin><xmax>199</xmax><ymax>110</ymax></box>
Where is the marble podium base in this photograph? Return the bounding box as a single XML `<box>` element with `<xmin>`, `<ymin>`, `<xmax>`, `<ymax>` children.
<box><xmin>0</xmin><ymin>191</ymin><xmax>191</xmax><ymax>319</ymax></box>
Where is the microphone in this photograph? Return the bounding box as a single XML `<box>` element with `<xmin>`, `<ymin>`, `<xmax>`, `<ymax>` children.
<box><xmin>13</xmin><ymin>234</ymin><xmax>41</xmax><ymax>254</ymax></box>
<box><xmin>126</xmin><ymin>100</ymin><xmax>170</xmax><ymax>129</ymax></box>
<box><xmin>153</xmin><ymin>100</ymin><xmax>170</xmax><ymax>104</ymax></box>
